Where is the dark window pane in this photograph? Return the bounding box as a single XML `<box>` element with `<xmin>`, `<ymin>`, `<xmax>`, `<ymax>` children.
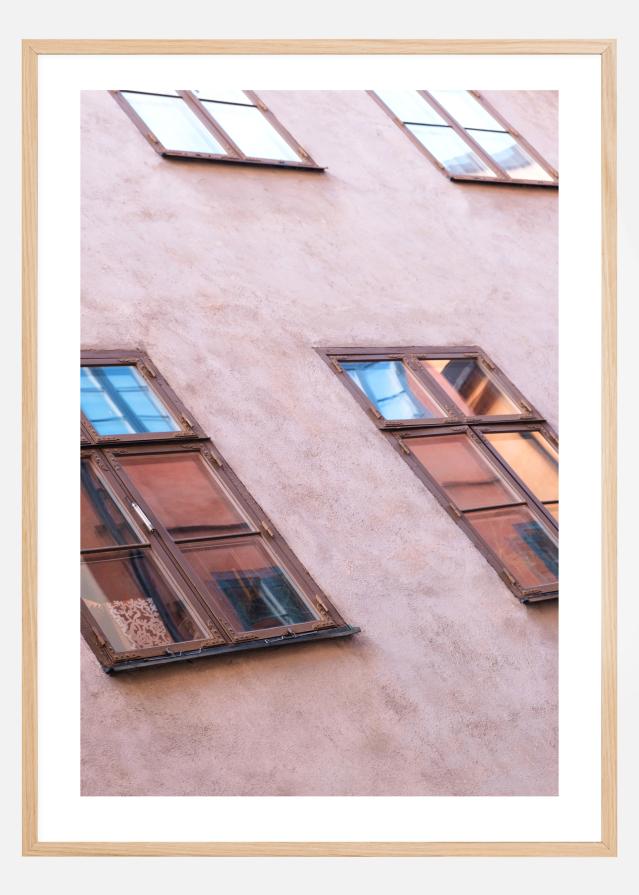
<box><xmin>81</xmin><ymin>459</ymin><xmax>141</xmax><ymax>550</ymax></box>
<box><xmin>118</xmin><ymin>452</ymin><xmax>250</xmax><ymax>539</ymax></box>
<box><xmin>484</xmin><ymin>430</ymin><xmax>558</xmax><ymax>503</ymax></box>
<box><xmin>81</xmin><ymin>365</ymin><xmax>180</xmax><ymax>435</ymax></box>
<box><xmin>181</xmin><ymin>538</ymin><xmax>317</xmax><ymax>631</ymax></box>
<box><xmin>466</xmin><ymin>506</ymin><xmax>558</xmax><ymax>588</ymax></box>
<box><xmin>422</xmin><ymin>358</ymin><xmax>520</xmax><ymax>416</ymax></box>
<box><xmin>407</xmin><ymin>433</ymin><xmax>520</xmax><ymax>510</ymax></box>
<box><xmin>81</xmin><ymin>549</ymin><xmax>205</xmax><ymax>652</ymax></box>
<box><xmin>122</xmin><ymin>92</ymin><xmax>226</xmax><ymax>154</ymax></box>
<box><xmin>342</xmin><ymin>360</ymin><xmax>445</xmax><ymax>421</ymax></box>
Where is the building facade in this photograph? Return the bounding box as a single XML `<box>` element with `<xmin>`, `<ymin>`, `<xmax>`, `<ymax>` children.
<box><xmin>81</xmin><ymin>89</ymin><xmax>558</xmax><ymax>796</ymax></box>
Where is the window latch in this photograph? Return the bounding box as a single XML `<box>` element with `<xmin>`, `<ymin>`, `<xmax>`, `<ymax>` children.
<box><xmin>131</xmin><ymin>502</ymin><xmax>155</xmax><ymax>533</ymax></box>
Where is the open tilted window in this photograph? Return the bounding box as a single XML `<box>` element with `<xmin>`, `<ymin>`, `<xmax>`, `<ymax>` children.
<box><xmin>81</xmin><ymin>349</ymin><xmax>356</xmax><ymax>672</ymax></box>
<box><xmin>370</xmin><ymin>90</ymin><xmax>558</xmax><ymax>186</ymax></box>
<box><xmin>319</xmin><ymin>346</ymin><xmax>558</xmax><ymax>602</ymax></box>
<box><xmin>111</xmin><ymin>90</ymin><xmax>322</xmax><ymax>170</ymax></box>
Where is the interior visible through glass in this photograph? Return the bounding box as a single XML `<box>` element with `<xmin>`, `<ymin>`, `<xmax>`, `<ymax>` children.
<box><xmin>407</xmin><ymin>433</ymin><xmax>520</xmax><ymax>510</ymax></box>
<box><xmin>81</xmin><ymin>550</ymin><xmax>205</xmax><ymax>652</ymax></box>
<box><xmin>118</xmin><ymin>452</ymin><xmax>250</xmax><ymax>540</ymax></box>
<box><xmin>81</xmin><ymin>365</ymin><xmax>181</xmax><ymax>435</ymax></box>
<box><xmin>181</xmin><ymin>538</ymin><xmax>317</xmax><ymax>631</ymax></box>
<box><xmin>122</xmin><ymin>92</ymin><xmax>226</xmax><ymax>155</ymax></box>
<box><xmin>467</xmin><ymin>505</ymin><xmax>558</xmax><ymax>589</ymax></box>
<box><xmin>468</xmin><ymin>130</ymin><xmax>554</xmax><ymax>182</ymax></box>
<box><xmin>342</xmin><ymin>360</ymin><xmax>445</xmax><ymax>420</ymax></box>
<box><xmin>406</xmin><ymin>124</ymin><xmax>495</xmax><ymax>176</ymax></box>
<box><xmin>421</xmin><ymin>358</ymin><xmax>520</xmax><ymax>416</ymax></box>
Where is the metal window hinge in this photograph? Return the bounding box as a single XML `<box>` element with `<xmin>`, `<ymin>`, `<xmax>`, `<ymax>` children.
<box><xmin>260</xmin><ymin>520</ymin><xmax>274</xmax><ymax>537</ymax></box>
<box><xmin>398</xmin><ymin>440</ymin><xmax>411</xmax><ymax>455</ymax></box>
<box><xmin>315</xmin><ymin>595</ymin><xmax>330</xmax><ymax>615</ymax></box>
<box><xmin>519</xmin><ymin>399</ymin><xmax>533</xmax><ymax>413</ymax></box>
<box><xmin>482</xmin><ymin>356</ymin><xmax>496</xmax><ymax>371</ymax></box>
<box><xmin>180</xmin><ymin>415</ymin><xmax>194</xmax><ymax>430</ymax></box>
<box><xmin>140</xmin><ymin>362</ymin><xmax>156</xmax><ymax>378</ymax></box>
<box><xmin>501</xmin><ymin>569</ymin><xmax>517</xmax><ymax>587</ymax></box>
<box><xmin>448</xmin><ymin>504</ymin><xmax>462</xmax><ymax>519</ymax></box>
<box><xmin>131</xmin><ymin>502</ymin><xmax>155</xmax><ymax>533</ymax></box>
<box><xmin>369</xmin><ymin>406</ymin><xmax>382</xmax><ymax>420</ymax></box>
<box><xmin>203</xmin><ymin>448</ymin><xmax>223</xmax><ymax>467</ymax></box>
<box><xmin>330</xmin><ymin>358</ymin><xmax>343</xmax><ymax>373</ymax></box>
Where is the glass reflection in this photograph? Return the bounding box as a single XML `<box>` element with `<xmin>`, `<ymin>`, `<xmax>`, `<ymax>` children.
<box><xmin>342</xmin><ymin>360</ymin><xmax>445</xmax><ymax>420</ymax></box>
<box><xmin>119</xmin><ymin>452</ymin><xmax>250</xmax><ymax>540</ymax></box>
<box><xmin>375</xmin><ymin>90</ymin><xmax>446</xmax><ymax>125</ymax></box>
<box><xmin>122</xmin><ymin>92</ymin><xmax>226</xmax><ymax>154</ymax></box>
<box><xmin>484</xmin><ymin>430</ymin><xmax>558</xmax><ymax>503</ymax></box>
<box><xmin>203</xmin><ymin>102</ymin><xmax>301</xmax><ymax>161</ymax></box>
<box><xmin>182</xmin><ymin>539</ymin><xmax>316</xmax><ymax>631</ymax></box>
<box><xmin>406</xmin><ymin>124</ymin><xmax>495</xmax><ymax>176</ymax></box>
<box><xmin>467</xmin><ymin>506</ymin><xmax>558</xmax><ymax>588</ymax></box>
<box><xmin>428</xmin><ymin>90</ymin><xmax>502</xmax><ymax>131</ymax></box>
<box><xmin>81</xmin><ymin>459</ymin><xmax>141</xmax><ymax>550</ymax></box>
<box><xmin>467</xmin><ymin>130</ymin><xmax>554</xmax><ymax>182</ymax></box>
<box><xmin>422</xmin><ymin>358</ymin><xmax>520</xmax><ymax>416</ymax></box>
<box><xmin>407</xmin><ymin>434</ymin><xmax>519</xmax><ymax>510</ymax></box>
<box><xmin>81</xmin><ymin>365</ymin><xmax>180</xmax><ymax>435</ymax></box>
<box><xmin>82</xmin><ymin>550</ymin><xmax>204</xmax><ymax>651</ymax></box>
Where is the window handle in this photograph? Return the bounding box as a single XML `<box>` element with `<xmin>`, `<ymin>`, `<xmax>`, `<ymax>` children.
<box><xmin>131</xmin><ymin>502</ymin><xmax>155</xmax><ymax>533</ymax></box>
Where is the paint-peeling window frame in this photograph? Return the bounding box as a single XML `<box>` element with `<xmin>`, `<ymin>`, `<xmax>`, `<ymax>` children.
<box><xmin>369</xmin><ymin>90</ymin><xmax>558</xmax><ymax>187</ymax></box>
<box><xmin>318</xmin><ymin>345</ymin><xmax>558</xmax><ymax>602</ymax></box>
<box><xmin>81</xmin><ymin>349</ymin><xmax>356</xmax><ymax>673</ymax></box>
<box><xmin>111</xmin><ymin>90</ymin><xmax>324</xmax><ymax>171</ymax></box>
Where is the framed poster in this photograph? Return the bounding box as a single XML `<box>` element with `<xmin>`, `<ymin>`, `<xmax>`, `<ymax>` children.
<box><xmin>22</xmin><ymin>39</ymin><xmax>616</xmax><ymax>856</ymax></box>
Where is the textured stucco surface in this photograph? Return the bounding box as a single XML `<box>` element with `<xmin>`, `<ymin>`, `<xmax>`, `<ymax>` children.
<box><xmin>81</xmin><ymin>89</ymin><xmax>558</xmax><ymax>796</ymax></box>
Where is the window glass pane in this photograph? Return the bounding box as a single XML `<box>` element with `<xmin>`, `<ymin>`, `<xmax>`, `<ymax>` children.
<box><xmin>181</xmin><ymin>539</ymin><xmax>317</xmax><ymax>631</ymax></box>
<box><xmin>484</xmin><ymin>431</ymin><xmax>558</xmax><ymax>502</ymax></box>
<box><xmin>422</xmin><ymin>358</ymin><xmax>520</xmax><ymax>416</ymax></box>
<box><xmin>82</xmin><ymin>549</ymin><xmax>206</xmax><ymax>652</ymax></box>
<box><xmin>429</xmin><ymin>90</ymin><xmax>502</xmax><ymax>131</ymax></box>
<box><xmin>118</xmin><ymin>452</ymin><xmax>250</xmax><ymax>540</ymax></box>
<box><xmin>81</xmin><ymin>459</ymin><xmax>141</xmax><ymax>550</ymax></box>
<box><xmin>81</xmin><ymin>365</ymin><xmax>181</xmax><ymax>435</ymax></box>
<box><xmin>375</xmin><ymin>90</ymin><xmax>446</xmax><ymax>125</ymax></box>
<box><xmin>406</xmin><ymin>125</ymin><xmax>496</xmax><ymax>177</ymax></box>
<box><xmin>467</xmin><ymin>506</ymin><xmax>558</xmax><ymax>589</ymax></box>
<box><xmin>122</xmin><ymin>92</ymin><xmax>226</xmax><ymax>155</ymax></box>
<box><xmin>467</xmin><ymin>130</ymin><xmax>554</xmax><ymax>182</ymax></box>
<box><xmin>192</xmin><ymin>89</ymin><xmax>251</xmax><ymax>104</ymax></box>
<box><xmin>341</xmin><ymin>360</ymin><xmax>445</xmax><ymax>421</ymax></box>
<box><xmin>407</xmin><ymin>433</ymin><xmax>520</xmax><ymax>511</ymax></box>
<box><xmin>202</xmin><ymin>101</ymin><xmax>301</xmax><ymax>161</ymax></box>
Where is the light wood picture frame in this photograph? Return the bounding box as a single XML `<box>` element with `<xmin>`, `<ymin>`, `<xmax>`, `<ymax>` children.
<box><xmin>22</xmin><ymin>38</ymin><xmax>617</xmax><ymax>857</ymax></box>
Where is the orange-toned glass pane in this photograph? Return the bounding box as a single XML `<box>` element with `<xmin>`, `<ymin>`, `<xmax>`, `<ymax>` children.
<box><xmin>181</xmin><ymin>538</ymin><xmax>317</xmax><ymax>632</ymax></box>
<box><xmin>422</xmin><ymin>357</ymin><xmax>520</xmax><ymax>416</ymax></box>
<box><xmin>81</xmin><ymin>549</ymin><xmax>206</xmax><ymax>652</ymax></box>
<box><xmin>485</xmin><ymin>430</ymin><xmax>558</xmax><ymax>503</ymax></box>
<box><xmin>407</xmin><ymin>433</ymin><xmax>520</xmax><ymax>510</ymax></box>
<box><xmin>545</xmin><ymin>502</ymin><xmax>559</xmax><ymax>521</ymax></box>
<box><xmin>467</xmin><ymin>506</ymin><xmax>558</xmax><ymax>589</ymax></box>
<box><xmin>118</xmin><ymin>452</ymin><xmax>250</xmax><ymax>540</ymax></box>
<box><xmin>342</xmin><ymin>360</ymin><xmax>445</xmax><ymax>420</ymax></box>
<box><xmin>81</xmin><ymin>459</ymin><xmax>141</xmax><ymax>550</ymax></box>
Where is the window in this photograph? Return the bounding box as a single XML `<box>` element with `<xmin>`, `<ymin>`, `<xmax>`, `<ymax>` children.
<box><xmin>320</xmin><ymin>346</ymin><xmax>558</xmax><ymax>602</ymax></box>
<box><xmin>81</xmin><ymin>350</ymin><xmax>356</xmax><ymax>672</ymax></box>
<box><xmin>111</xmin><ymin>90</ymin><xmax>322</xmax><ymax>170</ymax></box>
<box><xmin>371</xmin><ymin>90</ymin><xmax>558</xmax><ymax>186</ymax></box>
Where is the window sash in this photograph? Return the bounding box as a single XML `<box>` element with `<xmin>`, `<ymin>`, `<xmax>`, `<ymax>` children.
<box><xmin>111</xmin><ymin>90</ymin><xmax>323</xmax><ymax>171</ymax></box>
<box><xmin>370</xmin><ymin>89</ymin><xmax>558</xmax><ymax>186</ymax></box>
<box><xmin>320</xmin><ymin>346</ymin><xmax>558</xmax><ymax>602</ymax></box>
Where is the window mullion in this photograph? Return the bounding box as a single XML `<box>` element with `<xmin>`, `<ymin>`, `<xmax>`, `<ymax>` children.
<box><xmin>419</xmin><ymin>90</ymin><xmax>510</xmax><ymax>180</ymax></box>
<box><xmin>179</xmin><ymin>91</ymin><xmax>246</xmax><ymax>160</ymax></box>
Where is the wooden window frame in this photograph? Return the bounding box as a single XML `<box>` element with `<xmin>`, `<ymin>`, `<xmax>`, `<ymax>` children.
<box><xmin>369</xmin><ymin>90</ymin><xmax>558</xmax><ymax>188</ymax></box>
<box><xmin>318</xmin><ymin>345</ymin><xmax>558</xmax><ymax>603</ymax></box>
<box><xmin>81</xmin><ymin>349</ymin><xmax>356</xmax><ymax>672</ymax></box>
<box><xmin>111</xmin><ymin>90</ymin><xmax>324</xmax><ymax>171</ymax></box>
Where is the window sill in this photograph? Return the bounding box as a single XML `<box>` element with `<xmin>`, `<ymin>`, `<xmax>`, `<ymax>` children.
<box><xmin>161</xmin><ymin>149</ymin><xmax>326</xmax><ymax>172</ymax></box>
<box><xmin>101</xmin><ymin>624</ymin><xmax>360</xmax><ymax>674</ymax></box>
<box><xmin>449</xmin><ymin>174</ymin><xmax>558</xmax><ymax>188</ymax></box>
